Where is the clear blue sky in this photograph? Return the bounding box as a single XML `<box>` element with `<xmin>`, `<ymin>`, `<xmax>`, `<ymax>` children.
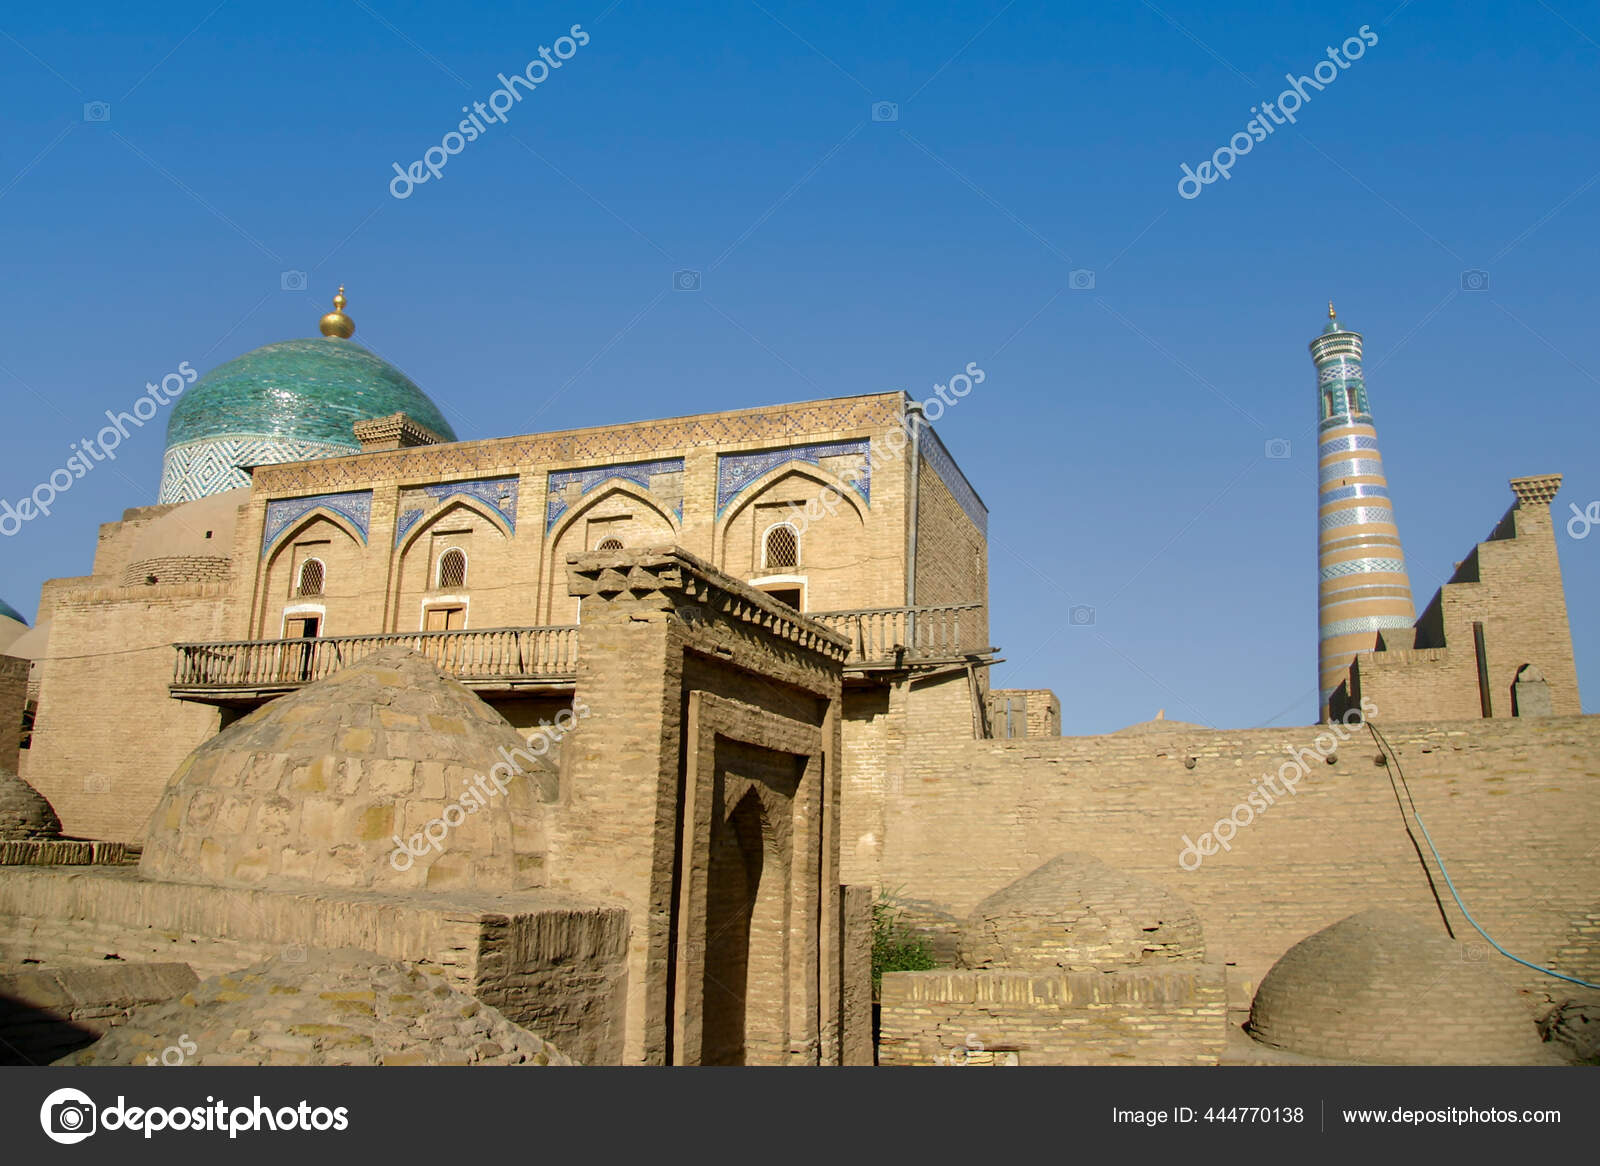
<box><xmin>1</xmin><ymin>0</ymin><xmax>1595</xmax><ymax>731</ymax></box>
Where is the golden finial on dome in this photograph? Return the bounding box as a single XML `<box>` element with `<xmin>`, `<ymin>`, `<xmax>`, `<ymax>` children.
<box><xmin>1328</xmin><ymin>300</ymin><xmax>1336</xmax><ymax>320</ymax></box>
<box><xmin>319</xmin><ymin>285</ymin><xmax>355</xmax><ymax>339</ymax></box>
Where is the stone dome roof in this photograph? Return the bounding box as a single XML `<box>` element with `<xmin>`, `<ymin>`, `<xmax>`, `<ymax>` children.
<box><xmin>139</xmin><ymin>648</ymin><xmax>554</xmax><ymax>892</ymax></box>
<box><xmin>0</xmin><ymin>766</ymin><xmax>62</xmax><ymax>840</ymax></box>
<box><xmin>159</xmin><ymin>337</ymin><xmax>456</xmax><ymax>503</ymax></box>
<box><xmin>1112</xmin><ymin>716</ymin><xmax>1206</xmax><ymax>735</ymax></box>
<box><xmin>1247</xmin><ymin>909</ymin><xmax>1557</xmax><ymax>1064</ymax></box>
<box><xmin>58</xmin><ymin>948</ymin><xmax>572</xmax><ymax>1066</ymax></box>
<box><xmin>959</xmin><ymin>852</ymin><xmax>1205</xmax><ymax>971</ymax></box>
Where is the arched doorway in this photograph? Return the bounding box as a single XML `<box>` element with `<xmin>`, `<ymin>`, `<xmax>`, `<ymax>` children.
<box><xmin>700</xmin><ymin>789</ymin><xmax>764</xmax><ymax>1065</ymax></box>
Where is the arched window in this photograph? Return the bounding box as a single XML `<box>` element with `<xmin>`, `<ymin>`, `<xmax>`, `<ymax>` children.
<box><xmin>437</xmin><ymin>548</ymin><xmax>467</xmax><ymax>589</ymax></box>
<box><xmin>764</xmin><ymin>523</ymin><xmax>798</xmax><ymax>570</ymax></box>
<box><xmin>296</xmin><ymin>558</ymin><xmax>324</xmax><ymax>597</ymax></box>
<box><xmin>596</xmin><ymin>537</ymin><xmax>624</xmax><ymax>551</ymax></box>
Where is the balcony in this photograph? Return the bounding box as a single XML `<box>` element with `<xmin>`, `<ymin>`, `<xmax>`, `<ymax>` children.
<box><xmin>808</xmin><ymin>603</ymin><xmax>989</xmax><ymax>670</ymax></box>
<box><xmin>170</xmin><ymin>626</ymin><xmax>580</xmax><ymax>704</ymax></box>
<box><xmin>169</xmin><ymin>604</ymin><xmax>990</xmax><ymax>704</ymax></box>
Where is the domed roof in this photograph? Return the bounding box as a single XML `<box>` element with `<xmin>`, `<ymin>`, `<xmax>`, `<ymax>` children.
<box><xmin>139</xmin><ymin>648</ymin><xmax>554</xmax><ymax>893</ymax></box>
<box><xmin>1248</xmin><ymin>909</ymin><xmax>1557</xmax><ymax>1064</ymax></box>
<box><xmin>166</xmin><ymin>337</ymin><xmax>456</xmax><ymax>452</ymax></box>
<box><xmin>0</xmin><ymin>766</ymin><xmax>62</xmax><ymax>841</ymax></box>
<box><xmin>58</xmin><ymin>948</ymin><xmax>573</xmax><ymax>1066</ymax></box>
<box><xmin>0</xmin><ymin>598</ymin><xmax>26</xmax><ymax>626</ymax></box>
<box><xmin>959</xmin><ymin>852</ymin><xmax>1205</xmax><ymax>971</ymax></box>
<box><xmin>158</xmin><ymin>292</ymin><xmax>458</xmax><ymax>504</ymax></box>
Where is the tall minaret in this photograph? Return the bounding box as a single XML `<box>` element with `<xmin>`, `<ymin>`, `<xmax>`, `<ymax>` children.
<box><xmin>1313</xmin><ymin>303</ymin><xmax>1416</xmax><ymax>718</ymax></box>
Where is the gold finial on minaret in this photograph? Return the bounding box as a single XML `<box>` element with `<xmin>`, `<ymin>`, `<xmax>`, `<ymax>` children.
<box><xmin>319</xmin><ymin>285</ymin><xmax>355</xmax><ymax>339</ymax></box>
<box><xmin>1328</xmin><ymin>300</ymin><xmax>1337</xmax><ymax>320</ymax></box>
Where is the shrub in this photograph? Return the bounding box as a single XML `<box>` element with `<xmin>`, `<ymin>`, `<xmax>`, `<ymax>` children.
<box><xmin>872</xmin><ymin>890</ymin><xmax>936</xmax><ymax>996</ymax></box>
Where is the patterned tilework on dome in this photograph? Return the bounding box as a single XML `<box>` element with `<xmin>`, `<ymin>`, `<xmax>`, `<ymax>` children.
<box><xmin>159</xmin><ymin>437</ymin><xmax>359</xmax><ymax>504</ymax></box>
<box><xmin>161</xmin><ymin>337</ymin><xmax>456</xmax><ymax>503</ymax></box>
<box><xmin>1311</xmin><ymin>307</ymin><xmax>1416</xmax><ymax>712</ymax></box>
<box><xmin>262</xmin><ymin>491</ymin><xmax>373</xmax><ymax>552</ymax></box>
<box><xmin>717</xmin><ymin>441</ymin><xmax>869</xmax><ymax>517</ymax></box>
<box><xmin>397</xmin><ymin>477</ymin><xmax>521</xmax><ymax>545</ymax></box>
<box><xmin>547</xmin><ymin>459</ymin><xmax>684</xmax><ymax>530</ymax></box>
<box><xmin>919</xmin><ymin>427</ymin><xmax>988</xmax><ymax>537</ymax></box>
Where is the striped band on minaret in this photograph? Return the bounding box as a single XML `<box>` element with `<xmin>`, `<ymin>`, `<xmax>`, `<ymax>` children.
<box><xmin>1312</xmin><ymin>304</ymin><xmax>1415</xmax><ymax>719</ymax></box>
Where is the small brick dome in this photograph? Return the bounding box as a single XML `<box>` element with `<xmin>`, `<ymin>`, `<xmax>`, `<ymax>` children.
<box><xmin>959</xmin><ymin>852</ymin><xmax>1205</xmax><ymax>971</ymax></box>
<box><xmin>0</xmin><ymin>766</ymin><xmax>62</xmax><ymax>840</ymax></box>
<box><xmin>139</xmin><ymin>649</ymin><xmax>556</xmax><ymax>892</ymax></box>
<box><xmin>1248</xmin><ymin>909</ymin><xmax>1557</xmax><ymax>1064</ymax></box>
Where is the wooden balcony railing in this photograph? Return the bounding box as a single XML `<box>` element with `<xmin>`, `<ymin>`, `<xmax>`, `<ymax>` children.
<box><xmin>171</xmin><ymin>604</ymin><xmax>988</xmax><ymax>700</ymax></box>
<box><xmin>809</xmin><ymin>603</ymin><xmax>988</xmax><ymax>664</ymax></box>
<box><xmin>171</xmin><ymin>626</ymin><xmax>580</xmax><ymax>694</ymax></box>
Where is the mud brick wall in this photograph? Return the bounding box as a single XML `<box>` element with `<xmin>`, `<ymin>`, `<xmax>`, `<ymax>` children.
<box><xmin>875</xmin><ymin>715</ymin><xmax>1600</xmax><ymax>1007</ymax></box>
<box><xmin>879</xmin><ymin>964</ymin><xmax>1227</xmax><ymax>1066</ymax></box>
<box><xmin>25</xmin><ymin>583</ymin><xmax>228</xmax><ymax>840</ymax></box>
<box><xmin>0</xmin><ymin>962</ymin><xmax>199</xmax><ymax>1065</ymax></box>
<box><xmin>0</xmin><ymin>654</ymin><xmax>26</xmax><ymax>773</ymax></box>
<box><xmin>0</xmin><ymin>867</ymin><xmax>629</xmax><ymax>1060</ymax></box>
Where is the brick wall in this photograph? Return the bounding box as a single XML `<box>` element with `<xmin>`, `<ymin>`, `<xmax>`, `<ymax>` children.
<box><xmin>119</xmin><ymin>556</ymin><xmax>231</xmax><ymax>588</ymax></box>
<box><xmin>0</xmin><ymin>866</ymin><xmax>628</xmax><ymax>1064</ymax></box>
<box><xmin>0</xmin><ymin>654</ymin><xmax>27</xmax><ymax>772</ymax></box>
<box><xmin>25</xmin><ymin>584</ymin><xmax>228</xmax><ymax>839</ymax></box>
<box><xmin>986</xmin><ymin>688</ymin><xmax>1060</xmax><ymax>738</ymax></box>
<box><xmin>879</xmin><ymin>965</ymin><xmax>1227</xmax><ymax>1066</ymax></box>
<box><xmin>913</xmin><ymin>444</ymin><xmax>988</xmax><ymax>626</ymax></box>
<box><xmin>1337</xmin><ymin>487</ymin><xmax>1581</xmax><ymax>722</ymax></box>
<box><xmin>872</xmin><ymin>715</ymin><xmax>1600</xmax><ymax>1007</ymax></box>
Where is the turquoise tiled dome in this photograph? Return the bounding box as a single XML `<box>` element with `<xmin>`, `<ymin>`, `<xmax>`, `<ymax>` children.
<box><xmin>159</xmin><ymin>338</ymin><xmax>456</xmax><ymax>503</ymax></box>
<box><xmin>0</xmin><ymin>599</ymin><xmax>26</xmax><ymax>626</ymax></box>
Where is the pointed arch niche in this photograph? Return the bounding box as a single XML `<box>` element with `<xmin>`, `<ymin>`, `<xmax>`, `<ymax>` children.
<box><xmin>257</xmin><ymin>509</ymin><xmax>368</xmax><ymax>639</ymax></box>
<box><xmin>393</xmin><ymin>498</ymin><xmax>513</xmax><ymax>631</ymax></box>
<box><xmin>544</xmin><ymin>483</ymin><xmax>679</xmax><ymax>624</ymax></box>
<box><xmin>718</xmin><ymin>465</ymin><xmax>867</xmax><ymax>613</ymax></box>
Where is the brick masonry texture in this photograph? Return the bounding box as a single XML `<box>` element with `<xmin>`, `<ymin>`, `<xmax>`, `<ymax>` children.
<box><xmin>959</xmin><ymin>852</ymin><xmax>1206</xmax><ymax>971</ymax></box>
<box><xmin>138</xmin><ymin>648</ymin><xmax>554</xmax><ymax>894</ymax></box>
<box><xmin>878</xmin><ymin>965</ymin><xmax>1227</xmax><ymax>1066</ymax></box>
<box><xmin>1247</xmin><ymin>909</ymin><xmax>1559</xmax><ymax>1064</ymax></box>
<box><xmin>0</xmin><ymin>867</ymin><xmax>628</xmax><ymax>1064</ymax></box>
<box><xmin>1336</xmin><ymin>486</ymin><xmax>1581</xmax><ymax>722</ymax></box>
<box><xmin>869</xmin><ymin>715</ymin><xmax>1600</xmax><ymax>1009</ymax></box>
<box><xmin>0</xmin><ymin>654</ymin><xmax>26</xmax><ymax>773</ymax></box>
<box><xmin>58</xmin><ymin>948</ymin><xmax>572</xmax><ymax>1066</ymax></box>
<box><xmin>0</xmin><ymin>961</ymin><xmax>198</xmax><ymax>1065</ymax></box>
